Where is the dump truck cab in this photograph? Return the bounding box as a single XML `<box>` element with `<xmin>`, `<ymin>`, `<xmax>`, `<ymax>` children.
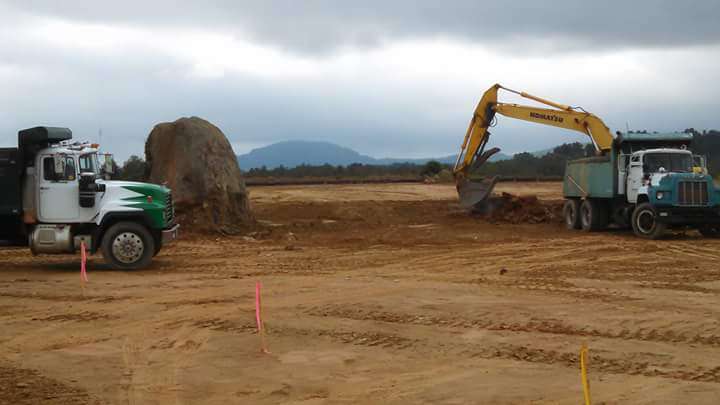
<box><xmin>630</xmin><ymin>149</ymin><xmax>701</xmax><ymax>202</ymax></box>
<box><xmin>1</xmin><ymin>126</ymin><xmax>178</xmax><ymax>269</ymax></box>
<box><xmin>633</xmin><ymin>149</ymin><xmax>718</xmax><ymax>226</ymax></box>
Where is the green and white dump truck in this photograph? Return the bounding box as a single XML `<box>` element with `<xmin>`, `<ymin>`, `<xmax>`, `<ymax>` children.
<box><xmin>562</xmin><ymin>132</ymin><xmax>719</xmax><ymax>239</ymax></box>
<box><xmin>0</xmin><ymin>127</ymin><xmax>178</xmax><ymax>269</ymax></box>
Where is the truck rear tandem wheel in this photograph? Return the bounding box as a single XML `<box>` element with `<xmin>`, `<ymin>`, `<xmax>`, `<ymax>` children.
<box><xmin>563</xmin><ymin>199</ymin><xmax>582</xmax><ymax>230</ymax></box>
<box><xmin>580</xmin><ymin>199</ymin><xmax>608</xmax><ymax>232</ymax></box>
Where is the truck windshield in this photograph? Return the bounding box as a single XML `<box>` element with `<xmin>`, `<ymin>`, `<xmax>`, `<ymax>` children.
<box><xmin>644</xmin><ymin>153</ymin><xmax>693</xmax><ymax>173</ymax></box>
<box><xmin>79</xmin><ymin>153</ymin><xmax>99</xmax><ymax>175</ymax></box>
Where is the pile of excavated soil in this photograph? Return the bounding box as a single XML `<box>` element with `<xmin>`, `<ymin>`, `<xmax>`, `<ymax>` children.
<box><xmin>0</xmin><ymin>364</ymin><xmax>92</xmax><ymax>404</ymax></box>
<box><xmin>473</xmin><ymin>193</ymin><xmax>563</xmax><ymax>224</ymax></box>
<box><xmin>145</xmin><ymin>117</ymin><xmax>254</xmax><ymax>234</ymax></box>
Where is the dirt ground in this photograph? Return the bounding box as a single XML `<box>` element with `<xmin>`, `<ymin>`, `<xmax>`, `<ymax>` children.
<box><xmin>2</xmin><ymin>181</ymin><xmax>720</xmax><ymax>404</ymax></box>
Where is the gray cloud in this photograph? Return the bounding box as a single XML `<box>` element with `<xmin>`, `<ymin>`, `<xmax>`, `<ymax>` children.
<box><xmin>5</xmin><ymin>1</ymin><xmax>720</xmax><ymax>54</ymax></box>
<box><xmin>0</xmin><ymin>1</ymin><xmax>719</xmax><ymax>164</ymax></box>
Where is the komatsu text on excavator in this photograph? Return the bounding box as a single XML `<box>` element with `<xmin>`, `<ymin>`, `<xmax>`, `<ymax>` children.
<box><xmin>455</xmin><ymin>84</ymin><xmax>720</xmax><ymax>239</ymax></box>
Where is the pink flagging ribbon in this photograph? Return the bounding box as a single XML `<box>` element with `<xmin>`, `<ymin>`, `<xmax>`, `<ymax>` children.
<box><xmin>255</xmin><ymin>282</ymin><xmax>263</xmax><ymax>331</ymax></box>
<box><xmin>80</xmin><ymin>242</ymin><xmax>89</xmax><ymax>283</ymax></box>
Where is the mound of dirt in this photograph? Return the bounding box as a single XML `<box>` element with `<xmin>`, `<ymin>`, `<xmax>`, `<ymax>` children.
<box><xmin>145</xmin><ymin>117</ymin><xmax>254</xmax><ymax>234</ymax></box>
<box><xmin>473</xmin><ymin>193</ymin><xmax>563</xmax><ymax>224</ymax></box>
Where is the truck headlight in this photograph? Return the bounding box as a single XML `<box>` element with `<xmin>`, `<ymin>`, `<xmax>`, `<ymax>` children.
<box><xmin>656</xmin><ymin>192</ymin><xmax>664</xmax><ymax>200</ymax></box>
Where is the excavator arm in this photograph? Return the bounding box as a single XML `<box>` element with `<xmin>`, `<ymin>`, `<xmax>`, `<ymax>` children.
<box><xmin>454</xmin><ymin>84</ymin><xmax>615</xmax><ymax>209</ymax></box>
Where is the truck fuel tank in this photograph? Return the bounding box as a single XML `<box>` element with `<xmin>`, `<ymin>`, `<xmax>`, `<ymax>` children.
<box><xmin>29</xmin><ymin>225</ymin><xmax>73</xmax><ymax>254</ymax></box>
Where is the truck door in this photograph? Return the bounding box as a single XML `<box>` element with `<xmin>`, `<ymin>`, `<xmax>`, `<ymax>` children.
<box><xmin>626</xmin><ymin>154</ymin><xmax>643</xmax><ymax>203</ymax></box>
<box><xmin>38</xmin><ymin>155</ymin><xmax>80</xmax><ymax>221</ymax></box>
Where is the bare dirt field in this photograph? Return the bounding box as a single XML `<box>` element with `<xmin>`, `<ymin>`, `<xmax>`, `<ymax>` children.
<box><xmin>2</xmin><ymin>182</ymin><xmax>720</xmax><ymax>404</ymax></box>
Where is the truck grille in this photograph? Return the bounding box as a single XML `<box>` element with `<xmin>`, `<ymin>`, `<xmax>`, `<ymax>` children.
<box><xmin>165</xmin><ymin>192</ymin><xmax>175</xmax><ymax>223</ymax></box>
<box><xmin>677</xmin><ymin>181</ymin><xmax>708</xmax><ymax>206</ymax></box>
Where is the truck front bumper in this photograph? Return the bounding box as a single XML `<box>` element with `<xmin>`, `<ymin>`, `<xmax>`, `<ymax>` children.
<box><xmin>656</xmin><ymin>207</ymin><xmax>720</xmax><ymax>225</ymax></box>
<box><xmin>162</xmin><ymin>224</ymin><xmax>180</xmax><ymax>244</ymax></box>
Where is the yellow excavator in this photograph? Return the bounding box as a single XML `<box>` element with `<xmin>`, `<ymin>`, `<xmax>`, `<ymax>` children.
<box><xmin>453</xmin><ymin>83</ymin><xmax>615</xmax><ymax>210</ymax></box>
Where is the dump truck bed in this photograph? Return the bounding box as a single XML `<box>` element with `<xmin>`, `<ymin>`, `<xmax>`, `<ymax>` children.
<box><xmin>0</xmin><ymin>148</ymin><xmax>21</xmax><ymax>216</ymax></box>
<box><xmin>563</xmin><ymin>154</ymin><xmax>615</xmax><ymax>198</ymax></box>
<box><xmin>0</xmin><ymin>148</ymin><xmax>23</xmax><ymax>242</ymax></box>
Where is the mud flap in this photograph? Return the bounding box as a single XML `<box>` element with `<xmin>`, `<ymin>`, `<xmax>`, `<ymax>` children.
<box><xmin>457</xmin><ymin>176</ymin><xmax>499</xmax><ymax>211</ymax></box>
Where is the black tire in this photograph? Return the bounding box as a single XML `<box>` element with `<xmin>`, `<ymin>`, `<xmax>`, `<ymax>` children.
<box><xmin>563</xmin><ymin>199</ymin><xmax>582</xmax><ymax>230</ymax></box>
<box><xmin>101</xmin><ymin>221</ymin><xmax>155</xmax><ymax>270</ymax></box>
<box><xmin>631</xmin><ymin>203</ymin><xmax>666</xmax><ymax>239</ymax></box>
<box><xmin>580</xmin><ymin>199</ymin><xmax>608</xmax><ymax>232</ymax></box>
<box><xmin>698</xmin><ymin>226</ymin><xmax>720</xmax><ymax>238</ymax></box>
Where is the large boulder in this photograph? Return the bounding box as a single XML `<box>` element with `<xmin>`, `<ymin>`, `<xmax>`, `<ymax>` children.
<box><xmin>145</xmin><ymin>117</ymin><xmax>253</xmax><ymax>233</ymax></box>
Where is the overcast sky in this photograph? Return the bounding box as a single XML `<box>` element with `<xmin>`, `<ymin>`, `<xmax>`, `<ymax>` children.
<box><xmin>1</xmin><ymin>1</ymin><xmax>719</xmax><ymax>162</ymax></box>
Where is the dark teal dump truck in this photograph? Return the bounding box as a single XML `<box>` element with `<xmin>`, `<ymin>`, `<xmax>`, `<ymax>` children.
<box><xmin>562</xmin><ymin>132</ymin><xmax>719</xmax><ymax>239</ymax></box>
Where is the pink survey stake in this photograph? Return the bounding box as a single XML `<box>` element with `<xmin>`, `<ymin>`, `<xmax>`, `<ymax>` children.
<box><xmin>80</xmin><ymin>242</ymin><xmax>88</xmax><ymax>283</ymax></box>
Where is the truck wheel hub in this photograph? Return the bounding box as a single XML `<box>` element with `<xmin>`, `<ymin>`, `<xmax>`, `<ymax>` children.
<box><xmin>112</xmin><ymin>232</ymin><xmax>144</xmax><ymax>264</ymax></box>
<box><xmin>637</xmin><ymin>210</ymin><xmax>655</xmax><ymax>234</ymax></box>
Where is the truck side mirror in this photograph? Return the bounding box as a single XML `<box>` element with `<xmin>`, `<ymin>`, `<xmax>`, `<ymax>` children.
<box><xmin>79</xmin><ymin>172</ymin><xmax>98</xmax><ymax>208</ymax></box>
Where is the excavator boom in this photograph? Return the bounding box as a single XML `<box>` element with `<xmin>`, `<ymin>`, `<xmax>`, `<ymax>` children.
<box><xmin>454</xmin><ymin>84</ymin><xmax>615</xmax><ymax>210</ymax></box>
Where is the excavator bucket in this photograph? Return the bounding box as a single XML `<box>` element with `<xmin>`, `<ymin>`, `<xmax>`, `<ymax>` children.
<box><xmin>457</xmin><ymin>176</ymin><xmax>499</xmax><ymax>211</ymax></box>
<box><xmin>455</xmin><ymin>146</ymin><xmax>501</xmax><ymax>211</ymax></box>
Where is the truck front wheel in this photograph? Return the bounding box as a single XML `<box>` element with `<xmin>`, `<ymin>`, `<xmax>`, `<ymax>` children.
<box><xmin>631</xmin><ymin>203</ymin><xmax>666</xmax><ymax>239</ymax></box>
<box><xmin>101</xmin><ymin>222</ymin><xmax>155</xmax><ymax>270</ymax></box>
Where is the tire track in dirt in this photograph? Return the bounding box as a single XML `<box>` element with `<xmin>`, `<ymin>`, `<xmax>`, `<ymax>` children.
<box><xmin>524</xmin><ymin>262</ymin><xmax>720</xmax><ymax>285</ymax></box>
<box><xmin>190</xmin><ymin>318</ymin><xmax>257</xmax><ymax>334</ymax></box>
<box><xmin>157</xmin><ymin>297</ymin><xmax>244</xmax><ymax>308</ymax></box>
<box><xmin>468</xmin><ymin>276</ymin><xmax>636</xmax><ymax>302</ymax></box>
<box><xmin>0</xmin><ymin>292</ymin><xmax>131</xmax><ymax>303</ymax></box>
<box><xmin>305</xmin><ymin>305</ymin><xmax>720</xmax><ymax>348</ymax></box>
<box><xmin>456</xmin><ymin>343</ymin><xmax>720</xmax><ymax>384</ymax></box>
<box><xmin>633</xmin><ymin>282</ymin><xmax>719</xmax><ymax>294</ymax></box>
<box><xmin>188</xmin><ymin>314</ymin><xmax>720</xmax><ymax>384</ymax></box>
<box><xmin>31</xmin><ymin>311</ymin><xmax>117</xmax><ymax>322</ymax></box>
<box><xmin>373</xmin><ymin>243</ymin><xmax>719</xmax><ymax>300</ymax></box>
<box><xmin>418</xmin><ymin>238</ymin><xmax>720</xmax><ymax>287</ymax></box>
<box><xmin>664</xmin><ymin>244</ymin><xmax>720</xmax><ymax>262</ymax></box>
<box><xmin>187</xmin><ymin>316</ymin><xmax>419</xmax><ymax>350</ymax></box>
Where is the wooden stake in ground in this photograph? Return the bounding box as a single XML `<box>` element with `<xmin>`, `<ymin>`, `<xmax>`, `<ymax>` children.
<box><xmin>255</xmin><ymin>282</ymin><xmax>270</xmax><ymax>354</ymax></box>
<box><xmin>580</xmin><ymin>343</ymin><xmax>591</xmax><ymax>405</ymax></box>
<box><xmin>80</xmin><ymin>242</ymin><xmax>89</xmax><ymax>295</ymax></box>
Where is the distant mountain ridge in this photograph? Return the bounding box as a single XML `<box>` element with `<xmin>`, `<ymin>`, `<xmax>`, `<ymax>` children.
<box><xmin>236</xmin><ymin>140</ymin><xmax>512</xmax><ymax>170</ymax></box>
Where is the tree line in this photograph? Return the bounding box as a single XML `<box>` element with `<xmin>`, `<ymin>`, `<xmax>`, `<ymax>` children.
<box><xmin>114</xmin><ymin>130</ymin><xmax>720</xmax><ymax>181</ymax></box>
<box><xmin>686</xmin><ymin>129</ymin><xmax>720</xmax><ymax>174</ymax></box>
